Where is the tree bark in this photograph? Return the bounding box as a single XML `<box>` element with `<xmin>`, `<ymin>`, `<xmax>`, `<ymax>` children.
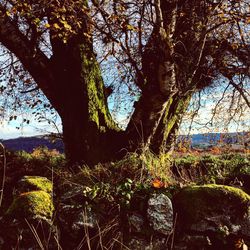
<box><xmin>150</xmin><ymin>94</ymin><xmax>191</xmax><ymax>154</ymax></box>
<box><xmin>125</xmin><ymin>2</ymin><xmax>192</xmax><ymax>156</ymax></box>
<box><xmin>51</xmin><ymin>39</ymin><xmax>120</xmax><ymax>166</ymax></box>
<box><xmin>126</xmin><ymin>89</ymin><xmax>191</xmax><ymax>156</ymax></box>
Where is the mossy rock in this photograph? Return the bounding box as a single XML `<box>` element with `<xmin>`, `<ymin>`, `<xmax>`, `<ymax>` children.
<box><xmin>174</xmin><ymin>184</ymin><xmax>250</xmax><ymax>235</ymax></box>
<box><xmin>17</xmin><ymin>176</ymin><xmax>53</xmax><ymax>194</ymax></box>
<box><xmin>7</xmin><ymin>190</ymin><xmax>54</xmax><ymax>220</ymax></box>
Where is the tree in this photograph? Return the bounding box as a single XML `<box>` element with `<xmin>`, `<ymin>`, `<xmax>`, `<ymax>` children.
<box><xmin>0</xmin><ymin>0</ymin><xmax>249</xmax><ymax>168</ymax></box>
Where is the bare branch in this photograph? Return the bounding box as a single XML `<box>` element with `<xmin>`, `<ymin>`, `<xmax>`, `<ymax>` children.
<box><xmin>229</xmin><ymin>79</ymin><xmax>250</xmax><ymax>108</ymax></box>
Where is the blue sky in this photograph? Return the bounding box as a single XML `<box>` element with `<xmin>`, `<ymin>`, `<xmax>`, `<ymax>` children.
<box><xmin>1</xmin><ymin>93</ymin><xmax>249</xmax><ymax>139</ymax></box>
<box><xmin>0</xmin><ymin>118</ymin><xmax>62</xmax><ymax>139</ymax></box>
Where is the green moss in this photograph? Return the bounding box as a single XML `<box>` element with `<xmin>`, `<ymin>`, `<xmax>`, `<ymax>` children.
<box><xmin>18</xmin><ymin>176</ymin><xmax>53</xmax><ymax>194</ymax></box>
<box><xmin>156</xmin><ymin>94</ymin><xmax>192</xmax><ymax>153</ymax></box>
<box><xmin>174</xmin><ymin>184</ymin><xmax>250</xmax><ymax>224</ymax></box>
<box><xmin>7</xmin><ymin>191</ymin><xmax>54</xmax><ymax>220</ymax></box>
<box><xmin>80</xmin><ymin>43</ymin><xmax>119</xmax><ymax>132</ymax></box>
<box><xmin>185</xmin><ymin>184</ymin><xmax>250</xmax><ymax>202</ymax></box>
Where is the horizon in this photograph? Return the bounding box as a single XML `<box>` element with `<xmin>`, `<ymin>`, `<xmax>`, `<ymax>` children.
<box><xmin>1</xmin><ymin>130</ymin><xmax>249</xmax><ymax>141</ymax></box>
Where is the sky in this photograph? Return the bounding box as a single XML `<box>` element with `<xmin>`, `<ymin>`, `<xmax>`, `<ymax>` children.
<box><xmin>0</xmin><ymin>119</ymin><xmax>62</xmax><ymax>139</ymax></box>
<box><xmin>1</xmin><ymin>95</ymin><xmax>249</xmax><ymax>139</ymax></box>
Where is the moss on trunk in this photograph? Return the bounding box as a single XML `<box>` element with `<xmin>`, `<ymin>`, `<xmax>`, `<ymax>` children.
<box><xmin>80</xmin><ymin>43</ymin><xmax>117</xmax><ymax>131</ymax></box>
<box><xmin>61</xmin><ymin>49</ymin><xmax>121</xmax><ymax>166</ymax></box>
<box><xmin>51</xmin><ymin>37</ymin><xmax>120</xmax><ymax>167</ymax></box>
<box><xmin>150</xmin><ymin>94</ymin><xmax>192</xmax><ymax>154</ymax></box>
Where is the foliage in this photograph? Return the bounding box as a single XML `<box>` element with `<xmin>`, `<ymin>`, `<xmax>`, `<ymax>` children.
<box><xmin>2</xmin><ymin>147</ymin><xmax>250</xmax><ymax>211</ymax></box>
<box><xmin>1</xmin><ymin>147</ymin><xmax>250</xmax><ymax>249</ymax></box>
<box><xmin>173</xmin><ymin>153</ymin><xmax>250</xmax><ymax>184</ymax></box>
<box><xmin>15</xmin><ymin>146</ymin><xmax>65</xmax><ymax>173</ymax></box>
<box><xmin>59</xmin><ymin>152</ymin><xmax>249</xmax><ymax>210</ymax></box>
<box><xmin>61</xmin><ymin>151</ymin><xmax>174</xmax><ymax>209</ymax></box>
<box><xmin>5</xmin><ymin>0</ymin><xmax>89</xmax><ymax>43</ymax></box>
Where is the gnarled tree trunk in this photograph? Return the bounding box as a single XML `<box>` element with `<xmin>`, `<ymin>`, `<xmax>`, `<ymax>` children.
<box><xmin>125</xmin><ymin>0</ymin><xmax>209</xmax><ymax>157</ymax></box>
<box><xmin>50</xmin><ymin>39</ymin><xmax>120</xmax><ymax>166</ymax></box>
<box><xmin>125</xmin><ymin>7</ymin><xmax>186</xmax><ymax>155</ymax></box>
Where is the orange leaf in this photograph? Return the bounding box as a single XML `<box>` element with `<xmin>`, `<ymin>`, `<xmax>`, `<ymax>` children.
<box><xmin>152</xmin><ymin>179</ymin><xmax>164</xmax><ymax>188</ymax></box>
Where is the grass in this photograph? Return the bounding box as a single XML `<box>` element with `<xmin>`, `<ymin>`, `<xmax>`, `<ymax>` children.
<box><xmin>172</xmin><ymin>153</ymin><xmax>250</xmax><ymax>184</ymax></box>
<box><xmin>0</xmin><ymin>147</ymin><xmax>250</xmax><ymax>249</ymax></box>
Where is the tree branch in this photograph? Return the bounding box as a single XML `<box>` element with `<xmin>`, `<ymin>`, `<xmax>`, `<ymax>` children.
<box><xmin>229</xmin><ymin>79</ymin><xmax>250</xmax><ymax>108</ymax></box>
<box><xmin>0</xmin><ymin>5</ymin><xmax>56</xmax><ymax>105</ymax></box>
<box><xmin>20</xmin><ymin>86</ymin><xmax>39</xmax><ymax>94</ymax></box>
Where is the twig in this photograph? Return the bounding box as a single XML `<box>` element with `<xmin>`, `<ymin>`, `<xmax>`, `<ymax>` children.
<box><xmin>0</xmin><ymin>142</ymin><xmax>6</xmax><ymax>207</ymax></box>
<box><xmin>25</xmin><ymin>219</ymin><xmax>45</xmax><ymax>250</ymax></box>
<box><xmin>171</xmin><ymin>213</ymin><xmax>178</xmax><ymax>250</ymax></box>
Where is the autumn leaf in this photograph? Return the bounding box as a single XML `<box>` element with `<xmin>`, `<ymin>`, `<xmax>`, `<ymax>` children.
<box><xmin>6</xmin><ymin>11</ymin><xmax>11</xmax><ymax>17</ymax></box>
<box><xmin>24</xmin><ymin>79</ymin><xmax>31</xmax><ymax>84</ymax></box>
<box><xmin>126</xmin><ymin>24</ymin><xmax>137</xmax><ymax>31</ymax></box>
<box><xmin>60</xmin><ymin>20</ymin><xmax>72</xmax><ymax>31</ymax></box>
<box><xmin>44</xmin><ymin>23</ymin><xmax>50</xmax><ymax>28</ymax></box>
<box><xmin>53</xmin><ymin>23</ymin><xmax>61</xmax><ymax>30</ymax></box>
<box><xmin>33</xmin><ymin>18</ymin><xmax>40</xmax><ymax>25</ymax></box>
<box><xmin>152</xmin><ymin>179</ymin><xmax>164</xmax><ymax>188</ymax></box>
<box><xmin>235</xmin><ymin>239</ymin><xmax>248</xmax><ymax>249</ymax></box>
<box><xmin>11</xmin><ymin>7</ymin><xmax>17</xmax><ymax>14</ymax></box>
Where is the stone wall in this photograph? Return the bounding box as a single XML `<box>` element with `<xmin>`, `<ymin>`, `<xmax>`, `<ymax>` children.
<box><xmin>1</xmin><ymin>176</ymin><xmax>250</xmax><ymax>249</ymax></box>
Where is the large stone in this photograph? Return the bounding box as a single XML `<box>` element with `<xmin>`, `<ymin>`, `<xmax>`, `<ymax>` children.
<box><xmin>59</xmin><ymin>204</ymin><xmax>97</xmax><ymax>233</ymax></box>
<box><xmin>147</xmin><ymin>193</ymin><xmax>173</xmax><ymax>235</ymax></box>
<box><xmin>173</xmin><ymin>235</ymin><xmax>211</xmax><ymax>250</ymax></box>
<box><xmin>7</xmin><ymin>190</ymin><xmax>54</xmax><ymax>220</ymax></box>
<box><xmin>7</xmin><ymin>176</ymin><xmax>54</xmax><ymax>220</ymax></box>
<box><xmin>174</xmin><ymin>184</ymin><xmax>250</xmax><ymax>245</ymax></box>
<box><xmin>1</xmin><ymin>176</ymin><xmax>55</xmax><ymax>249</ymax></box>
<box><xmin>128</xmin><ymin>213</ymin><xmax>144</xmax><ymax>233</ymax></box>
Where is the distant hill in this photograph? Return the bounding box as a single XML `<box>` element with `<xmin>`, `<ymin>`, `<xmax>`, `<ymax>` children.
<box><xmin>0</xmin><ymin>136</ymin><xmax>64</xmax><ymax>153</ymax></box>
<box><xmin>191</xmin><ymin>133</ymin><xmax>235</xmax><ymax>145</ymax></box>
<box><xmin>0</xmin><ymin>132</ymin><xmax>248</xmax><ymax>153</ymax></box>
<box><xmin>177</xmin><ymin>132</ymin><xmax>249</xmax><ymax>149</ymax></box>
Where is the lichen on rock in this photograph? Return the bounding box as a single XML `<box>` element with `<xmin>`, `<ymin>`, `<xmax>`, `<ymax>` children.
<box><xmin>147</xmin><ymin>193</ymin><xmax>173</xmax><ymax>235</ymax></box>
<box><xmin>128</xmin><ymin>213</ymin><xmax>144</xmax><ymax>233</ymax></box>
<box><xmin>128</xmin><ymin>237</ymin><xmax>168</xmax><ymax>250</ymax></box>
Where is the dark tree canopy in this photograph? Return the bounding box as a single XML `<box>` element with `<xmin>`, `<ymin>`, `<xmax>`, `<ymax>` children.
<box><xmin>0</xmin><ymin>0</ymin><xmax>249</xmax><ymax>168</ymax></box>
